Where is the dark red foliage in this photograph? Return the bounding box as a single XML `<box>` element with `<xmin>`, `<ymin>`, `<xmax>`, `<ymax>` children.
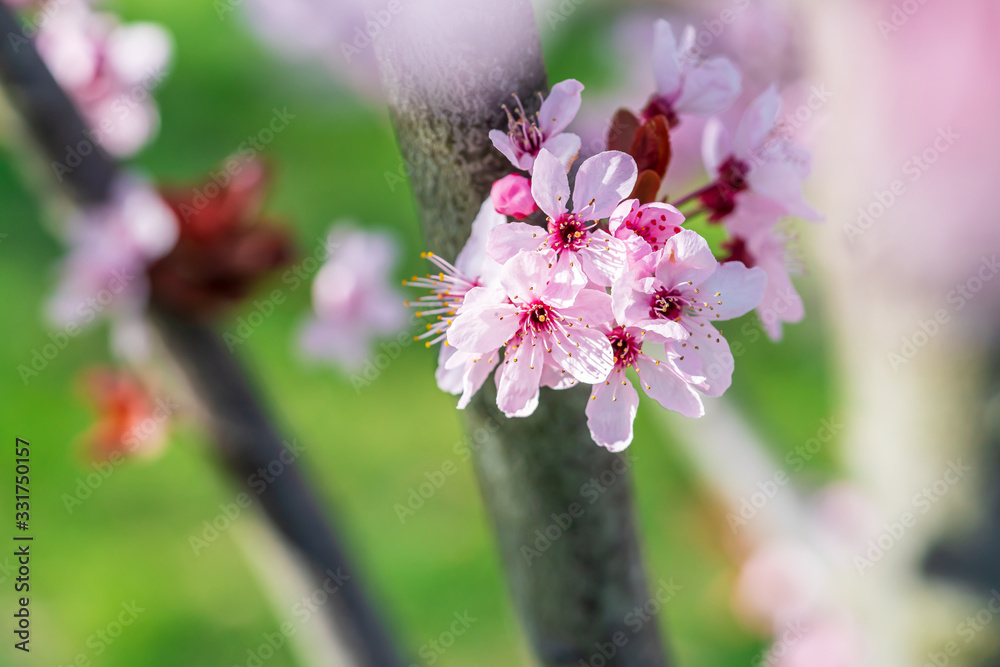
<box><xmin>607</xmin><ymin>109</ymin><xmax>674</xmax><ymax>204</ymax></box>
<box><xmin>699</xmin><ymin>157</ymin><xmax>750</xmax><ymax>222</ymax></box>
<box><xmin>148</xmin><ymin>156</ymin><xmax>294</xmax><ymax>317</ymax></box>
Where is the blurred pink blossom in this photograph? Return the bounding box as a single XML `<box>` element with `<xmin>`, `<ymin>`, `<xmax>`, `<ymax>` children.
<box><xmin>300</xmin><ymin>225</ymin><xmax>408</xmax><ymax>372</ymax></box>
<box><xmin>34</xmin><ymin>0</ymin><xmax>172</xmax><ymax>157</ymax></box>
<box><xmin>733</xmin><ymin>542</ymin><xmax>825</xmax><ymax>629</ymax></box>
<box><xmin>773</xmin><ymin>618</ymin><xmax>864</xmax><ymax>667</ymax></box>
<box><xmin>702</xmin><ymin>87</ymin><xmax>821</xmax><ymax>222</ymax></box>
<box><xmin>243</xmin><ymin>0</ymin><xmax>385</xmax><ymax>103</ymax></box>
<box><xmin>47</xmin><ymin>177</ymin><xmax>178</xmax><ymax>332</ymax></box>
<box><xmin>643</xmin><ymin>19</ymin><xmax>741</xmax><ymax>126</ymax></box>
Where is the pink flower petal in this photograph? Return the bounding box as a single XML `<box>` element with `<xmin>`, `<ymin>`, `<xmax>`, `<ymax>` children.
<box><xmin>674</xmin><ymin>57</ymin><xmax>742</xmax><ymax>116</ymax></box>
<box><xmin>652</xmin><ymin>19</ymin><xmax>682</xmax><ymax>99</ymax></box>
<box><xmin>458</xmin><ymin>349</ymin><xmax>499</xmax><ymax>409</ymax></box>
<box><xmin>655</xmin><ymin>229</ymin><xmax>718</xmax><ymax>288</ymax></box>
<box><xmin>734</xmin><ymin>86</ymin><xmax>781</xmax><ymax>159</ymax></box>
<box><xmin>551</xmin><ymin>323</ymin><xmax>613</xmax><ymax>384</ymax></box>
<box><xmin>489</xmin><ymin>129</ymin><xmax>522</xmax><ymax>170</ymax></box>
<box><xmin>436</xmin><ymin>344</ymin><xmax>464</xmax><ymax>395</ymax></box>
<box><xmin>572</xmin><ymin>151</ymin><xmax>638</xmax><ymax>221</ymax></box>
<box><xmin>578</xmin><ymin>230</ymin><xmax>628</xmax><ymax>286</ymax></box>
<box><xmin>586</xmin><ymin>371</ymin><xmax>639</xmax><ymax>452</ymax></box>
<box><xmin>561</xmin><ymin>288</ymin><xmax>614</xmax><ymax>327</ymax></box>
<box><xmin>538</xmin><ymin>78</ymin><xmax>584</xmax><ymax>137</ymax></box>
<box><xmin>539</xmin><ymin>132</ymin><xmax>582</xmax><ymax>171</ymax></box>
<box><xmin>530</xmin><ymin>149</ymin><xmax>571</xmax><ymax>219</ymax></box>
<box><xmin>499</xmin><ymin>249</ymin><xmax>559</xmax><ymax>305</ymax></box>
<box><xmin>447</xmin><ymin>302</ymin><xmax>519</xmax><ymax>353</ymax></box>
<box><xmin>635</xmin><ymin>355</ymin><xmax>704</xmax><ymax>418</ymax></box>
<box><xmin>456</xmin><ymin>197</ymin><xmax>508</xmax><ymax>278</ymax></box>
<box><xmin>698</xmin><ymin>263</ymin><xmax>767</xmax><ymax>320</ymax></box>
<box><xmin>685</xmin><ymin>324</ymin><xmax>735</xmax><ymax>397</ymax></box>
<box><xmin>496</xmin><ymin>337</ymin><xmax>544</xmax><ymax>417</ymax></box>
<box><xmin>702</xmin><ymin>118</ymin><xmax>733</xmax><ymax>177</ymax></box>
<box><xmin>487</xmin><ymin>222</ymin><xmax>544</xmax><ymax>264</ymax></box>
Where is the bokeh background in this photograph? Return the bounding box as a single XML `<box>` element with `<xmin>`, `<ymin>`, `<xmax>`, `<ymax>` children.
<box><xmin>5</xmin><ymin>0</ymin><xmax>996</xmax><ymax>665</ymax></box>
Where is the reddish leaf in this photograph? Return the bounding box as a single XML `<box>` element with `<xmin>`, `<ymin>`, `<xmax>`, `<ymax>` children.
<box><xmin>607</xmin><ymin>108</ymin><xmax>641</xmax><ymax>153</ymax></box>
<box><xmin>629</xmin><ymin>115</ymin><xmax>672</xmax><ymax>179</ymax></box>
<box><xmin>630</xmin><ymin>170</ymin><xmax>662</xmax><ymax>204</ymax></box>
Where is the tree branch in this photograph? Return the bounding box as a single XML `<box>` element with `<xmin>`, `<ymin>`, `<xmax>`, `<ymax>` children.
<box><xmin>0</xmin><ymin>6</ymin><xmax>403</xmax><ymax>665</ymax></box>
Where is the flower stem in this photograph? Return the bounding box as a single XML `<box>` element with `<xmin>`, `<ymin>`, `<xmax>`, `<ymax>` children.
<box><xmin>670</xmin><ymin>182</ymin><xmax>717</xmax><ymax>209</ymax></box>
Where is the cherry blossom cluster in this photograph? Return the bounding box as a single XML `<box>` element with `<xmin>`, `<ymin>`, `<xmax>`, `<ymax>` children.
<box><xmin>408</xmin><ymin>20</ymin><xmax>819</xmax><ymax>451</ymax></box>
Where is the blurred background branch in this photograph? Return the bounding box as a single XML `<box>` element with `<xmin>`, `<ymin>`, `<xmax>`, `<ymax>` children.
<box><xmin>0</xmin><ymin>5</ymin><xmax>402</xmax><ymax>665</ymax></box>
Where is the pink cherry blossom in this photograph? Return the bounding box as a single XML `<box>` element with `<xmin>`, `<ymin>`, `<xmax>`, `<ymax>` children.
<box><xmin>612</xmin><ymin>229</ymin><xmax>766</xmax><ymax>397</ymax></box>
<box><xmin>700</xmin><ymin>86</ymin><xmax>821</xmax><ymax>222</ymax></box>
<box><xmin>489</xmin><ymin>79</ymin><xmax>584</xmax><ymax>174</ymax></box>
<box><xmin>405</xmin><ymin>199</ymin><xmax>506</xmax><ymax>403</ymax></box>
<box><xmin>35</xmin><ymin>0</ymin><xmax>172</xmax><ymax>157</ymax></box>
<box><xmin>48</xmin><ymin>177</ymin><xmax>179</xmax><ymax>332</ymax></box>
<box><xmin>491</xmin><ymin>174</ymin><xmax>538</xmax><ymax>219</ymax></box>
<box><xmin>642</xmin><ymin>19</ymin><xmax>742</xmax><ymax>126</ymax></box>
<box><xmin>733</xmin><ymin>542</ymin><xmax>826</xmax><ymax>630</ymax></box>
<box><xmin>721</xmin><ymin>197</ymin><xmax>804</xmax><ymax>341</ymax></box>
<box><xmin>447</xmin><ymin>249</ymin><xmax>614</xmax><ymax>417</ymax></box>
<box><xmin>772</xmin><ymin>618</ymin><xmax>864</xmax><ymax>667</ymax></box>
<box><xmin>586</xmin><ymin>325</ymin><xmax>704</xmax><ymax>452</ymax></box>
<box><xmin>243</xmin><ymin>0</ymin><xmax>385</xmax><ymax>103</ymax></box>
<box><xmin>609</xmin><ymin>199</ymin><xmax>686</xmax><ymax>263</ymax></box>
<box><xmin>300</xmin><ymin>225</ymin><xmax>408</xmax><ymax>372</ymax></box>
<box><xmin>488</xmin><ymin>149</ymin><xmax>636</xmax><ymax>286</ymax></box>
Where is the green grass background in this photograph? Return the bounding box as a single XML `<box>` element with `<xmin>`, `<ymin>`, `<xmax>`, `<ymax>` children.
<box><xmin>0</xmin><ymin>1</ymin><xmax>836</xmax><ymax>665</ymax></box>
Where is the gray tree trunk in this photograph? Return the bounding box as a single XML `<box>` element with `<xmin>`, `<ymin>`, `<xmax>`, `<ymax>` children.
<box><xmin>375</xmin><ymin>2</ymin><xmax>670</xmax><ymax>665</ymax></box>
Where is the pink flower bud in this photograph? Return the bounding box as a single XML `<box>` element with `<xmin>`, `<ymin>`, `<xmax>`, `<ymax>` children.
<box><xmin>491</xmin><ymin>174</ymin><xmax>538</xmax><ymax>219</ymax></box>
